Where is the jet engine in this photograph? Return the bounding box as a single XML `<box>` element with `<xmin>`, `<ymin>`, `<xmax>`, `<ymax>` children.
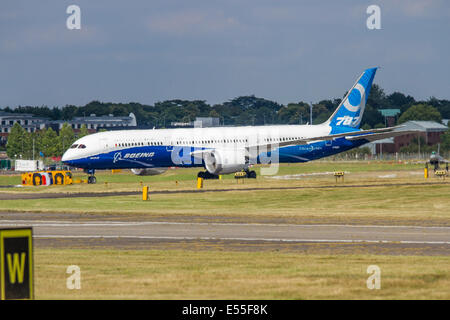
<box><xmin>204</xmin><ymin>149</ymin><xmax>247</xmax><ymax>175</ymax></box>
<box><xmin>131</xmin><ymin>168</ymin><xmax>168</xmax><ymax>176</ymax></box>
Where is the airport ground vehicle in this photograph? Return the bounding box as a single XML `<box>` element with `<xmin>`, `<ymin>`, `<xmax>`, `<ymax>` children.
<box><xmin>21</xmin><ymin>170</ymin><xmax>73</xmax><ymax>186</ymax></box>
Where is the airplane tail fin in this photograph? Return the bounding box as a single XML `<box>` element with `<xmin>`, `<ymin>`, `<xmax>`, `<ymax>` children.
<box><xmin>325</xmin><ymin>67</ymin><xmax>377</xmax><ymax>132</ymax></box>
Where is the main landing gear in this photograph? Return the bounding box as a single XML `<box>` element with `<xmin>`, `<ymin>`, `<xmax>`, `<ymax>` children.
<box><xmin>235</xmin><ymin>169</ymin><xmax>256</xmax><ymax>179</ymax></box>
<box><xmin>245</xmin><ymin>170</ymin><xmax>257</xmax><ymax>179</ymax></box>
<box><xmin>197</xmin><ymin>170</ymin><xmax>257</xmax><ymax>179</ymax></box>
<box><xmin>197</xmin><ymin>171</ymin><xmax>219</xmax><ymax>179</ymax></box>
<box><xmin>84</xmin><ymin>169</ymin><xmax>97</xmax><ymax>184</ymax></box>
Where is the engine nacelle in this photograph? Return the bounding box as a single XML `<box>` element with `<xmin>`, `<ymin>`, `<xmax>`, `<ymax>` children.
<box><xmin>204</xmin><ymin>149</ymin><xmax>246</xmax><ymax>175</ymax></box>
<box><xmin>131</xmin><ymin>168</ymin><xmax>168</xmax><ymax>176</ymax></box>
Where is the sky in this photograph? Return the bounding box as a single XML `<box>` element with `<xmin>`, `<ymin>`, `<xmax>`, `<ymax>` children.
<box><xmin>1</xmin><ymin>0</ymin><xmax>449</xmax><ymax>108</ymax></box>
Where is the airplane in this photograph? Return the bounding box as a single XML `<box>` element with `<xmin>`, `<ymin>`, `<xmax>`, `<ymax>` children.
<box><xmin>62</xmin><ymin>67</ymin><xmax>417</xmax><ymax>183</ymax></box>
<box><xmin>428</xmin><ymin>145</ymin><xmax>449</xmax><ymax>171</ymax></box>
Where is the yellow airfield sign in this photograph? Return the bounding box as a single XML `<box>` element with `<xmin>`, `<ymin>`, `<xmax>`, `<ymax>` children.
<box><xmin>0</xmin><ymin>228</ymin><xmax>34</xmax><ymax>300</ymax></box>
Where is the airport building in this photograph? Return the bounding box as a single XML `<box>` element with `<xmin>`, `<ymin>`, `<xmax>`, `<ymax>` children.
<box><xmin>171</xmin><ymin>117</ymin><xmax>220</xmax><ymax>128</ymax></box>
<box><xmin>366</xmin><ymin>120</ymin><xmax>449</xmax><ymax>154</ymax></box>
<box><xmin>379</xmin><ymin>109</ymin><xmax>401</xmax><ymax>127</ymax></box>
<box><xmin>0</xmin><ymin>112</ymin><xmax>48</xmax><ymax>145</ymax></box>
<box><xmin>49</xmin><ymin>113</ymin><xmax>137</xmax><ymax>133</ymax></box>
<box><xmin>0</xmin><ymin>111</ymin><xmax>137</xmax><ymax>145</ymax></box>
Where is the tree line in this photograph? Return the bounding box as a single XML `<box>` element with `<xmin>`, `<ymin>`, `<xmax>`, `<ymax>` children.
<box><xmin>5</xmin><ymin>123</ymin><xmax>89</xmax><ymax>159</ymax></box>
<box><xmin>2</xmin><ymin>84</ymin><xmax>450</xmax><ymax>158</ymax></box>
<box><xmin>2</xmin><ymin>84</ymin><xmax>450</xmax><ymax>128</ymax></box>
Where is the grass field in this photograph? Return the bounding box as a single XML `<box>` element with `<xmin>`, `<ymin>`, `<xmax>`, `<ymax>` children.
<box><xmin>0</xmin><ymin>161</ymin><xmax>448</xmax><ymax>225</ymax></box>
<box><xmin>0</xmin><ymin>184</ymin><xmax>449</xmax><ymax>224</ymax></box>
<box><xmin>35</xmin><ymin>248</ymin><xmax>450</xmax><ymax>300</ymax></box>
<box><xmin>0</xmin><ymin>160</ymin><xmax>426</xmax><ymax>193</ymax></box>
<box><xmin>2</xmin><ymin>161</ymin><xmax>449</xmax><ymax>300</ymax></box>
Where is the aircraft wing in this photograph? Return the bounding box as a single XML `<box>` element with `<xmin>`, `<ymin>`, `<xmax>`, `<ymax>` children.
<box><xmin>249</xmin><ymin>125</ymin><xmax>409</xmax><ymax>150</ymax></box>
<box><xmin>190</xmin><ymin>148</ymin><xmax>244</xmax><ymax>159</ymax></box>
<box><xmin>191</xmin><ymin>149</ymin><xmax>211</xmax><ymax>160</ymax></box>
<box><xmin>345</xmin><ymin>130</ymin><xmax>418</xmax><ymax>142</ymax></box>
<box><xmin>190</xmin><ymin>125</ymin><xmax>418</xmax><ymax>156</ymax></box>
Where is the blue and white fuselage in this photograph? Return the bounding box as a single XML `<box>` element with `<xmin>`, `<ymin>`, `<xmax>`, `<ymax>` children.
<box><xmin>61</xmin><ymin>124</ymin><xmax>366</xmax><ymax>170</ymax></box>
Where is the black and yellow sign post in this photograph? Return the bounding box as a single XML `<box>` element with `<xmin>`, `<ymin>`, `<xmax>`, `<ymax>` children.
<box><xmin>0</xmin><ymin>228</ymin><xmax>34</xmax><ymax>300</ymax></box>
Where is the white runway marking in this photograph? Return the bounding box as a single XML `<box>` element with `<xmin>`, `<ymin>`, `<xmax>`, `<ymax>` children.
<box><xmin>1</xmin><ymin>220</ymin><xmax>449</xmax><ymax>245</ymax></box>
<box><xmin>1</xmin><ymin>220</ymin><xmax>449</xmax><ymax>230</ymax></box>
<box><xmin>33</xmin><ymin>235</ymin><xmax>450</xmax><ymax>245</ymax></box>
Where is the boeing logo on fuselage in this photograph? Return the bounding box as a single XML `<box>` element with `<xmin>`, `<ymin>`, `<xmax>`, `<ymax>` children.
<box><xmin>113</xmin><ymin>152</ymin><xmax>155</xmax><ymax>163</ymax></box>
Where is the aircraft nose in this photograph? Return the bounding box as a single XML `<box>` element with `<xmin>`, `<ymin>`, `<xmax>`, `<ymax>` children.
<box><xmin>61</xmin><ymin>150</ymin><xmax>73</xmax><ymax>163</ymax></box>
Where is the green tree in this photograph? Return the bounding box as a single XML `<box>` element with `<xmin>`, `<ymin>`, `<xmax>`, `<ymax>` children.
<box><xmin>366</xmin><ymin>84</ymin><xmax>387</xmax><ymax>109</ymax></box>
<box><xmin>78</xmin><ymin>125</ymin><xmax>90</xmax><ymax>138</ymax></box>
<box><xmin>59</xmin><ymin>123</ymin><xmax>76</xmax><ymax>155</ymax></box>
<box><xmin>398</xmin><ymin>104</ymin><xmax>442</xmax><ymax>123</ymax></box>
<box><xmin>387</xmin><ymin>92</ymin><xmax>415</xmax><ymax>113</ymax></box>
<box><xmin>399</xmin><ymin>136</ymin><xmax>434</xmax><ymax>154</ymax></box>
<box><xmin>361</xmin><ymin>105</ymin><xmax>384</xmax><ymax>128</ymax></box>
<box><xmin>277</xmin><ymin>103</ymin><xmax>309</xmax><ymax>124</ymax></box>
<box><xmin>40</xmin><ymin>128</ymin><xmax>59</xmax><ymax>157</ymax></box>
<box><xmin>6</xmin><ymin>123</ymin><xmax>31</xmax><ymax>159</ymax></box>
<box><xmin>440</xmin><ymin>129</ymin><xmax>450</xmax><ymax>152</ymax></box>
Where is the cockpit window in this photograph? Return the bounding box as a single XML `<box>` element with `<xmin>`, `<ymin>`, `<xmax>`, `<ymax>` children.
<box><xmin>70</xmin><ymin>144</ymin><xmax>78</xmax><ymax>149</ymax></box>
<box><xmin>78</xmin><ymin>144</ymin><xmax>86</xmax><ymax>149</ymax></box>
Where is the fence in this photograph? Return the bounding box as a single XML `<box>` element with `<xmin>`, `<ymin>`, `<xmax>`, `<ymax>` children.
<box><xmin>330</xmin><ymin>152</ymin><xmax>450</xmax><ymax>162</ymax></box>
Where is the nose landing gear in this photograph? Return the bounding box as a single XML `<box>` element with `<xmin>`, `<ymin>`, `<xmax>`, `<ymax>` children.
<box><xmin>84</xmin><ymin>169</ymin><xmax>97</xmax><ymax>184</ymax></box>
<box><xmin>87</xmin><ymin>175</ymin><xmax>97</xmax><ymax>184</ymax></box>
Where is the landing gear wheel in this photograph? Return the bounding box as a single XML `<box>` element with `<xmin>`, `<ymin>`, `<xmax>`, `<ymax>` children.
<box><xmin>197</xmin><ymin>171</ymin><xmax>219</xmax><ymax>179</ymax></box>
<box><xmin>197</xmin><ymin>171</ymin><xmax>205</xmax><ymax>179</ymax></box>
<box><xmin>88</xmin><ymin>176</ymin><xmax>97</xmax><ymax>184</ymax></box>
<box><xmin>247</xmin><ymin>170</ymin><xmax>257</xmax><ymax>179</ymax></box>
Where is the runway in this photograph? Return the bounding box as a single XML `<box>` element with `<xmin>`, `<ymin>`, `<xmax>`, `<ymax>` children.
<box><xmin>1</xmin><ymin>219</ymin><xmax>449</xmax><ymax>245</ymax></box>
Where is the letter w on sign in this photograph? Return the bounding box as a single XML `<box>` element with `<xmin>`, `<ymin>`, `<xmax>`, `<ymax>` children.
<box><xmin>7</xmin><ymin>253</ymin><xmax>26</xmax><ymax>284</ymax></box>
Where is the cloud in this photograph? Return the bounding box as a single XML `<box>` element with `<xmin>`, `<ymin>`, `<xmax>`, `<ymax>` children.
<box><xmin>1</xmin><ymin>26</ymin><xmax>107</xmax><ymax>55</ymax></box>
<box><xmin>146</xmin><ymin>9</ymin><xmax>241</xmax><ymax>36</ymax></box>
<box><xmin>384</xmin><ymin>0</ymin><xmax>446</xmax><ymax>18</ymax></box>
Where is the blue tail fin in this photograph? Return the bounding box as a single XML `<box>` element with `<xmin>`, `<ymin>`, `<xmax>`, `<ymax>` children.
<box><xmin>326</xmin><ymin>67</ymin><xmax>377</xmax><ymax>132</ymax></box>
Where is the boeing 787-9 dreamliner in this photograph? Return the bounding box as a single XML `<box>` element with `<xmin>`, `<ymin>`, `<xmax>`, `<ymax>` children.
<box><xmin>62</xmin><ymin>67</ymin><xmax>414</xmax><ymax>183</ymax></box>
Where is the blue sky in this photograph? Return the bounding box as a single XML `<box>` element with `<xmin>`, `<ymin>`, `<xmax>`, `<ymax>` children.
<box><xmin>1</xmin><ymin>0</ymin><xmax>449</xmax><ymax>107</ymax></box>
